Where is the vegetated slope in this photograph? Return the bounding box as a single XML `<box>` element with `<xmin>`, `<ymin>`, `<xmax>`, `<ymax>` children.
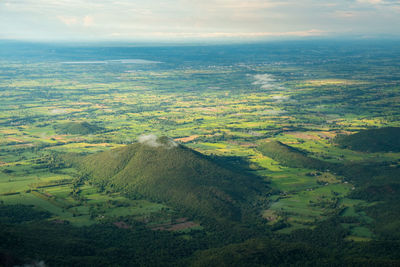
<box><xmin>78</xmin><ymin>137</ymin><xmax>267</xmax><ymax>220</ymax></box>
<box><xmin>189</xmin><ymin>238</ymin><xmax>325</xmax><ymax>267</ymax></box>
<box><xmin>257</xmin><ymin>140</ymin><xmax>333</xmax><ymax>170</ymax></box>
<box><xmin>335</xmin><ymin>127</ymin><xmax>400</xmax><ymax>152</ymax></box>
<box><xmin>342</xmin><ymin>163</ymin><xmax>400</xmax><ymax>240</ymax></box>
<box><xmin>189</xmin><ymin>218</ymin><xmax>400</xmax><ymax>266</ymax></box>
<box><xmin>54</xmin><ymin>122</ymin><xmax>104</xmax><ymax>135</ymax></box>
<box><xmin>0</xmin><ymin>216</ymin><xmax>198</xmax><ymax>267</ymax></box>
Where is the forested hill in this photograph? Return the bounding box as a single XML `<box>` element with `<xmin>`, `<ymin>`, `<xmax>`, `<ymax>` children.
<box><xmin>335</xmin><ymin>127</ymin><xmax>400</xmax><ymax>152</ymax></box>
<box><xmin>77</xmin><ymin>136</ymin><xmax>268</xmax><ymax>221</ymax></box>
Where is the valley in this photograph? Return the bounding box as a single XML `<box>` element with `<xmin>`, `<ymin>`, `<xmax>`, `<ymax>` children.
<box><xmin>0</xmin><ymin>41</ymin><xmax>399</xmax><ymax>266</ymax></box>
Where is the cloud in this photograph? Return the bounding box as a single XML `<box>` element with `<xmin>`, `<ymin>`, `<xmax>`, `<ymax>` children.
<box><xmin>107</xmin><ymin>29</ymin><xmax>327</xmax><ymax>39</ymax></box>
<box><xmin>356</xmin><ymin>0</ymin><xmax>400</xmax><ymax>5</ymax></box>
<box><xmin>357</xmin><ymin>0</ymin><xmax>383</xmax><ymax>3</ymax></box>
<box><xmin>57</xmin><ymin>14</ymin><xmax>94</xmax><ymax>27</ymax></box>
<box><xmin>57</xmin><ymin>16</ymin><xmax>78</xmax><ymax>26</ymax></box>
<box><xmin>334</xmin><ymin>11</ymin><xmax>357</xmax><ymax>18</ymax></box>
<box><xmin>138</xmin><ymin>134</ymin><xmax>178</xmax><ymax>148</ymax></box>
<box><xmin>252</xmin><ymin>74</ymin><xmax>285</xmax><ymax>91</ymax></box>
<box><xmin>83</xmin><ymin>15</ymin><xmax>94</xmax><ymax>27</ymax></box>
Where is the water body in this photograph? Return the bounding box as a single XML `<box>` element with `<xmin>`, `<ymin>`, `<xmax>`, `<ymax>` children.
<box><xmin>61</xmin><ymin>59</ymin><xmax>162</xmax><ymax>64</ymax></box>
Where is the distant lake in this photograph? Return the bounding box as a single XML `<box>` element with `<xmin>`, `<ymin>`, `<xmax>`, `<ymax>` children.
<box><xmin>61</xmin><ymin>59</ymin><xmax>162</xmax><ymax>64</ymax></box>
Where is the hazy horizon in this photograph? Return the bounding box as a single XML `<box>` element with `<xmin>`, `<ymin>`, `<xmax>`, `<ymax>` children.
<box><xmin>1</xmin><ymin>0</ymin><xmax>400</xmax><ymax>42</ymax></box>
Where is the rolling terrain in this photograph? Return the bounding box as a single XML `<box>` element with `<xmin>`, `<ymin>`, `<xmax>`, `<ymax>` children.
<box><xmin>0</xmin><ymin>41</ymin><xmax>399</xmax><ymax>266</ymax></box>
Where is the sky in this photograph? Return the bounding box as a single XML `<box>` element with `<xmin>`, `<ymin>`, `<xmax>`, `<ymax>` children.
<box><xmin>0</xmin><ymin>0</ymin><xmax>399</xmax><ymax>42</ymax></box>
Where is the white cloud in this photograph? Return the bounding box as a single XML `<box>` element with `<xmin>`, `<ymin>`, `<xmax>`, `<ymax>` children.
<box><xmin>356</xmin><ymin>0</ymin><xmax>400</xmax><ymax>5</ymax></box>
<box><xmin>83</xmin><ymin>15</ymin><xmax>94</xmax><ymax>27</ymax></box>
<box><xmin>56</xmin><ymin>15</ymin><xmax>94</xmax><ymax>27</ymax></box>
<box><xmin>334</xmin><ymin>11</ymin><xmax>358</xmax><ymax>18</ymax></box>
<box><xmin>357</xmin><ymin>0</ymin><xmax>383</xmax><ymax>3</ymax></box>
<box><xmin>57</xmin><ymin>16</ymin><xmax>78</xmax><ymax>26</ymax></box>
<box><xmin>142</xmin><ymin>29</ymin><xmax>327</xmax><ymax>38</ymax></box>
<box><xmin>138</xmin><ymin>134</ymin><xmax>177</xmax><ymax>148</ymax></box>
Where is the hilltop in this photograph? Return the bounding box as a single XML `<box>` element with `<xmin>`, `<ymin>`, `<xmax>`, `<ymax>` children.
<box><xmin>77</xmin><ymin>135</ymin><xmax>267</xmax><ymax>221</ymax></box>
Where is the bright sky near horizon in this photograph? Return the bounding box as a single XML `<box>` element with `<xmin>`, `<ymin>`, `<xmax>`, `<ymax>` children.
<box><xmin>0</xmin><ymin>0</ymin><xmax>399</xmax><ymax>42</ymax></box>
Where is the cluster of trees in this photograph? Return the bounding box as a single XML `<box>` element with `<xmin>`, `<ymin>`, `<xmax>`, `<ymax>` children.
<box><xmin>2</xmin><ymin>206</ymin><xmax>399</xmax><ymax>266</ymax></box>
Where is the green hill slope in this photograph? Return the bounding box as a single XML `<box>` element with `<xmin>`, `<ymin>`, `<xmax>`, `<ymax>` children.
<box><xmin>54</xmin><ymin>122</ymin><xmax>104</xmax><ymax>135</ymax></box>
<box><xmin>257</xmin><ymin>140</ymin><xmax>332</xmax><ymax>170</ymax></box>
<box><xmin>335</xmin><ymin>127</ymin><xmax>400</xmax><ymax>152</ymax></box>
<box><xmin>78</xmin><ymin>136</ymin><xmax>267</xmax><ymax>220</ymax></box>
